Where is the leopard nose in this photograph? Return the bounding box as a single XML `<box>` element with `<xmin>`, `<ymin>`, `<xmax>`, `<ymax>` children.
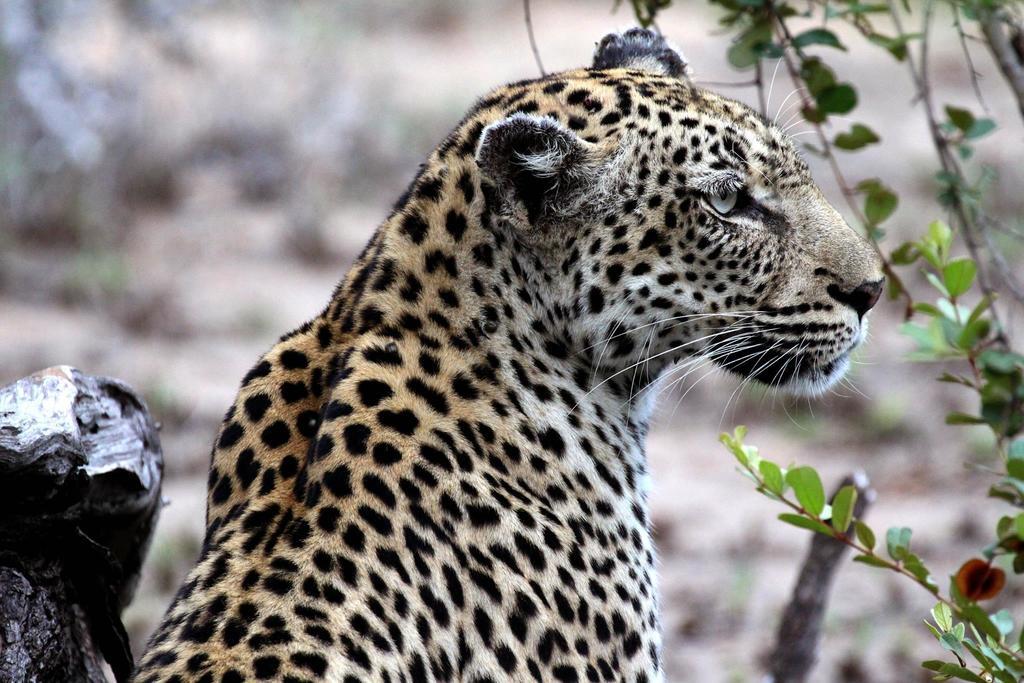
<box><xmin>827</xmin><ymin>279</ymin><xmax>884</xmax><ymax>319</ymax></box>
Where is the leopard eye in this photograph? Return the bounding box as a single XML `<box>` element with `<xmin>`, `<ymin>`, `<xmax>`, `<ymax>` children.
<box><xmin>708</xmin><ymin>190</ymin><xmax>738</xmax><ymax>215</ymax></box>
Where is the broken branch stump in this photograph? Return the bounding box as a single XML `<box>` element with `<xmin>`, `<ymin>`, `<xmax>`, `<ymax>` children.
<box><xmin>0</xmin><ymin>367</ymin><xmax>163</xmax><ymax>683</ymax></box>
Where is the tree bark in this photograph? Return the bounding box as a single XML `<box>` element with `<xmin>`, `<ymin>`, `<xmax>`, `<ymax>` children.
<box><xmin>980</xmin><ymin>7</ymin><xmax>1024</xmax><ymax>124</ymax></box>
<box><xmin>765</xmin><ymin>472</ymin><xmax>875</xmax><ymax>683</ymax></box>
<box><xmin>0</xmin><ymin>367</ymin><xmax>163</xmax><ymax>683</ymax></box>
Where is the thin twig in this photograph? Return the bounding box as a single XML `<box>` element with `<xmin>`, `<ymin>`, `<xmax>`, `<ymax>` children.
<box><xmin>755</xmin><ymin>57</ymin><xmax>768</xmax><ymax>116</ymax></box>
<box><xmin>889</xmin><ymin>0</ymin><xmax>1012</xmax><ymax>340</ymax></box>
<box><xmin>979</xmin><ymin>215</ymin><xmax>1024</xmax><ymax>303</ymax></box>
<box><xmin>523</xmin><ymin>0</ymin><xmax>546</xmax><ymax>77</ymax></box>
<box><xmin>953</xmin><ymin>7</ymin><xmax>990</xmax><ymax>115</ymax></box>
<box><xmin>979</xmin><ymin>5</ymin><xmax>1024</xmax><ymax>123</ymax></box>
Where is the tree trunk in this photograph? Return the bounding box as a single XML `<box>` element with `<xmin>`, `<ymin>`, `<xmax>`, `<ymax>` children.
<box><xmin>0</xmin><ymin>367</ymin><xmax>163</xmax><ymax>683</ymax></box>
<box><xmin>765</xmin><ymin>472</ymin><xmax>875</xmax><ymax>683</ymax></box>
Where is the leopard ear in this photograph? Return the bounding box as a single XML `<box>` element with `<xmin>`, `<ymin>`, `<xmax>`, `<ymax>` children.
<box><xmin>593</xmin><ymin>28</ymin><xmax>691</xmax><ymax>79</ymax></box>
<box><xmin>475</xmin><ymin>113</ymin><xmax>598</xmax><ymax>225</ymax></box>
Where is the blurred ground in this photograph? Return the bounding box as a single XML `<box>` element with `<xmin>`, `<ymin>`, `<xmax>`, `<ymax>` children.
<box><xmin>2</xmin><ymin>2</ymin><xmax>1023</xmax><ymax>681</ymax></box>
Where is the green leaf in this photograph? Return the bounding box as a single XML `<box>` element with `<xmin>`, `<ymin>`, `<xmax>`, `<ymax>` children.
<box><xmin>961</xmin><ymin>640</ymin><xmax>999</xmax><ymax>674</ymax></box>
<box><xmin>1010</xmin><ymin>438</ymin><xmax>1024</xmax><ymax>460</ymax></box>
<box><xmin>966</xmin><ymin>118</ymin><xmax>996</xmax><ymax>140</ymax></box>
<box><xmin>925</xmin><ymin>272</ymin><xmax>951</xmax><ymax>298</ymax></box>
<box><xmin>935</xmin><ymin>298</ymin><xmax>963</xmax><ymax>322</ymax></box>
<box><xmin>853</xmin><ymin>554</ymin><xmax>890</xmax><ymax>568</ymax></box>
<box><xmin>864</xmin><ymin>186</ymin><xmax>898</xmax><ymax>224</ymax></box>
<box><xmin>793</xmin><ymin>28</ymin><xmax>846</xmax><ymax>51</ymax></box>
<box><xmin>800</xmin><ymin>57</ymin><xmax>836</xmax><ymax>96</ymax></box>
<box><xmin>1008</xmin><ymin>444</ymin><xmax>1024</xmax><ymax>480</ymax></box>
<box><xmin>785</xmin><ymin>466</ymin><xmax>826</xmax><ymax>516</ymax></box>
<box><xmin>946</xmin><ymin>105</ymin><xmax>975</xmax><ymax>132</ymax></box>
<box><xmin>960</xmin><ymin>604</ymin><xmax>1002</xmax><ymax>641</ymax></box>
<box><xmin>834</xmin><ymin>123</ymin><xmax>880</xmax><ymax>150</ymax></box>
<box><xmin>801</xmin><ymin>104</ymin><xmax>825</xmax><ymax>124</ymax></box>
<box><xmin>886</xmin><ymin>526</ymin><xmax>912</xmax><ymax>561</ymax></box>
<box><xmin>937</xmin><ymin>372</ymin><xmax>975</xmax><ymax>387</ymax></box>
<box><xmin>778</xmin><ymin>513</ymin><xmax>834</xmax><ymax>536</ymax></box>
<box><xmin>831</xmin><ymin>485</ymin><xmax>857</xmax><ymax>534</ymax></box>
<box><xmin>943</xmin><ymin>258</ymin><xmax>977</xmax><ymax>298</ymax></box>
<box><xmin>922</xmin><ymin>662</ymin><xmax>987</xmax><ymax>683</ymax></box>
<box><xmin>939</xmin><ymin>631</ymin><xmax>965</xmax><ymax>656</ymax></box>
<box><xmin>890</xmin><ymin>241</ymin><xmax>920</xmax><ymax>265</ymax></box>
<box><xmin>990</xmin><ymin>609</ymin><xmax>1013</xmax><ymax>637</ymax></box>
<box><xmin>997</xmin><ymin>514</ymin><xmax>1015</xmax><ymax>539</ymax></box>
<box><xmin>858</xmin><ymin>178</ymin><xmax>899</xmax><ymax>226</ymax></box>
<box><xmin>816</xmin><ymin>84</ymin><xmax>857</xmax><ymax>114</ymax></box>
<box><xmin>978</xmin><ymin>350</ymin><xmax>1024</xmax><ymax>374</ymax></box>
<box><xmin>900</xmin><ymin>319</ymin><xmax>958</xmax><ymax>360</ymax></box>
<box><xmin>854</xmin><ymin>520</ymin><xmax>876</xmax><ymax>550</ymax></box>
<box><xmin>832</xmin><ymin>3</ymin><xmax>888</xmax><ymax>15</ymax></box>
<box><xmin>728</xmin><ymin>21</ymin><xmax>775</xmax><ymax>69</ymax></box>
<box><xmin>903</xmin><ymin>552</ymin><xmax>938</xmax><ymax>592</ymax></box>
<box><xmin>866</xmin><ymin>31</ymin><xmax>920</xmax><ymax>60</ymax></box>
<box><xmin>966</xmin><ymin>295</ymin><xmax>993</xmax><ymax>326</ymax></box>
<box><xmin>932</xmin><ymin>602</ymin><xmax>954</xmax><ymax>631</ymax></box>
<box><xmin>946</xmin><ymin>412</ymin><xmax>987</xmax><ymax>426</ymax></box>
<box><xmin>913</xmin><ymin>302</ymin><xmax>943</xmax><ymax>317</ymax></box>
<box><xmin>922</xmin><ymin>220</ymin><xmax>953</xmax><ymax>264</ymax></box>
<box><xmin>928</xmin><ymin>219</ymin><xmax>953</xmax><ymax>246</ymax></box>
<box><xmin>759</xmin><ymin>460</ymin><xmax>785</xmax><ymax>496</ymax></box>
<box><xmin>956</xmin><ymin>318</ymin><xmax>990</xmax><ymax>349</ymax></box>
<box><xmin>719</xmin><ymin>426</ymin><xmax>750</xmax><ymax>466</ymax></box>
<box><xmin>1007</xmin><ymin>516</ymin><xmax>1024</xmax><ymax>540</ymax></box>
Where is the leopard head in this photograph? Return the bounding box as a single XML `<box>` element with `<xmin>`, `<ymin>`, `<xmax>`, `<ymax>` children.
<box><xmin>474</xmin><ymin>28</ymin><xmax>884</xmax><ymax>399</ymax></box>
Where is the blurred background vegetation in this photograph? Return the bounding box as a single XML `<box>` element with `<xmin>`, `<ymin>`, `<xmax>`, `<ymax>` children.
<box><xmin>1</xmin><ymin>1</ymin><xmax>1022</xmax><ymax>680</ymax></box>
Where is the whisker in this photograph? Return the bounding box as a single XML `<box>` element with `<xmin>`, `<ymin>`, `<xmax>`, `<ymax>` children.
<box><xmin>591</xmin><ymin>309</ymin><xmax>630</xmax><ymax>387</ymax></box>
<box><xmin>573</xmin><ymin>324</ymin><xmax>761</xmax><ymax>412</ymax></box>
<box><xmin>655</xmin><ymin>337</ymin><xmax>768</xmax><ymax>411</ymax></box>
<box><xmin>765</xmin><ymin>58</ymin><xmax>784</xmax><ymax>115</ymax></box>
<box><xmin>633</xmin><ymin>329</ymin><xmax>766</xmax><ymax>403</ymax></box>
<box><xmin>779</xmin><ymin>108</ymin><xmax>807</xmax><ymax>133</ymax></box>
<box><xmin>717</xmin><ymin>340</ymin><xmax>783</xmax><ymax>429</ymax></box>
<box><xmin>839</xmin><ymin>375</ymin><xmax>869</xmax><ymax>400</ymax></box>
<box><xmin>642</xmin><ymin>336</ymin><xmax>764</xmax><ymax>408</ymax></box>
<box><xmin>627</xmin><ymin>323</ymin><xmax>658</xmax><ymax>417</ymax></box>
<box><xmin>769</xmin><ymin>340</ymin><xmax>806</xmax><ymax>410</ymax></box>
<box><xmin>578</xmin><ymin>311</ymin><xmax>763</xmax><ymax>354</ymax></box>
<box><xmin>772</xmin><ymin>86</ymin><xmax>804</xmax><ymax>125</ymax></box>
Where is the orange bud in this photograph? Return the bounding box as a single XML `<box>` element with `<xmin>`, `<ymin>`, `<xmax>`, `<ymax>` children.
<box><xmin>955</xmin><ymin>558</ymin><xmax>1006</xmax><ymax>601</ymax></box>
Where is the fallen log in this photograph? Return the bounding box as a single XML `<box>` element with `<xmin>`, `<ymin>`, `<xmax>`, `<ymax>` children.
<box><xmin>0</xmin><ymin>367</ymin><xmax>163</xmax><ymax>683</ymax></box>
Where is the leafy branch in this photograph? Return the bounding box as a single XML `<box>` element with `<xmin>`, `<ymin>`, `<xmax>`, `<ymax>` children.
<box><xmin>722</xmin><ymin>426</ymin><xmax>1024</xmax><ymax>681</ymax></box>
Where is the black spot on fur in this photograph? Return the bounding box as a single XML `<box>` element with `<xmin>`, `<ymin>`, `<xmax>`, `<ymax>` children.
<box><xmin>323</xmin><ymin>464</ymin><xmax>352</xmax><ymax>498</ymax></box>
<box><xmin>358</xmin><ymin>379</ymin><xmax>394</xmax><ymax>407</ymax></box>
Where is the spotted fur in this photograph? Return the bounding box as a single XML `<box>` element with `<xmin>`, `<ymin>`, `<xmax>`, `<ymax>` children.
<box><xmin>133</xmin><ymin>28</ymin><xmax>883</xmax><ymax>683</ymax></box>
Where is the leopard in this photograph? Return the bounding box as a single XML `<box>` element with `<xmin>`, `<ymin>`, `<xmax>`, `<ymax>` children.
<box><xmin>132</xmin><ymin>28</ymin><xmax>884</xmax><ymax>683</ymax></box>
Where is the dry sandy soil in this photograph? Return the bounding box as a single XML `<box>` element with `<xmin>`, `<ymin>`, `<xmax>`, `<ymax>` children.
<box><xmin>2</xmin><ymin>2</ymin><xmax>1023</xmax><ymax>681</ymax></box>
